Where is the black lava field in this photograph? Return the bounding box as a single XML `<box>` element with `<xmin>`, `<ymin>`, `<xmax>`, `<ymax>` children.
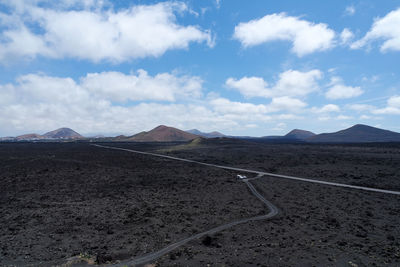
<box><xmin>1</xmin><ymin>141</ymin><xmax>399</xmax><ymax>266</ymax></box>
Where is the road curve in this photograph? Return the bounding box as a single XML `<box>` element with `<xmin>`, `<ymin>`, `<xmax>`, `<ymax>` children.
<box><xmin>109</xmin><ymin>176</ymin><xmax>278</xmax><ymax>267</ymax></box>
<box><xmin>91</xmin><ymin>144</ymin><xmax>278</xmax><ymax>266</ymax></box>
<box><xmin>93</xmin><ymin>144</ymin><xmax>400</xmax><ymax>196</ymax></box>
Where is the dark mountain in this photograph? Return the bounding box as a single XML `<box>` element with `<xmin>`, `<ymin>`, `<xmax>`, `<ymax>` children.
<box><xmin>284</xmin><ymin>129</ymin><xmax>316</xmax><ymax>140</ymax></box>
<box><xmin>186</xmin><ymin>129</ymin><xmax>225</xmax><ymax>138</ymax></box>
<box><xmin>239</xmin><ymin>129</ymin><xmax>315</xmax><ymax>143</ymax></box>
<box><xmin>128</xmin><ymin>125</ymin><xmax>199</xmax><ymax>142</ymax></box>
<box><xmin>43</xmin><ymin>128</ymin><xmax>83</xmax><ymax>139</ymax></box>
<box><xmin>308</xmin><ymin>124</ymin><xmax>400</xmax><ymax>143</ymax></box>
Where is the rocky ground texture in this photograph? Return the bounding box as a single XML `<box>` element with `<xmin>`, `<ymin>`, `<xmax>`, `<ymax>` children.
<box><xmin>0</xmin><ymin>141</ymin><xmax>399</xmax><ymax>266</ymax></box>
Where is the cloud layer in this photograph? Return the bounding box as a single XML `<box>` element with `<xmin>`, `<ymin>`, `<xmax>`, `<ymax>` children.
<box><xmin>0</xmin><ymin>71</ymin><xmax>308</xmax><ymax>136</ymax></box>
<box><xmin>81</xmin><ymin>70</ymin><xmax>203</xmax><ymax>102</ymax></box>
<box><xmin>0</xmin><ymin>1</ymin><xmax>213</xmax><ymax>62</ymax></box>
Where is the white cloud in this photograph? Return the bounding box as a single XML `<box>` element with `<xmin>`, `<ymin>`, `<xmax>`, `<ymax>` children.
<box><xmin>0</xmin><ymin>1</ymin><xmax>213</xmax><ymax>62</ymax></box>
<box><xmin>347</xmin><ymin>104</ymin><xmax>375</xmax><ymax>112</ymax></box>
<box><xmin>312</xmin><ymin>104</ymin><xmax>341</xmax><ymax>113</ymax></box>
<box><xmin>268</xmin><ymin>96</ymin><xmax>307</xmax><ymax>112</ymax></box>
<box><xmin>210</xmin><ymin>96</ymin><xmax>306</xmax><ymax>116</ymax></box>
<box><xmin>210</xmin><ymin>98</ymin><xmax>269</xmax><ymax>114</ymax></box>
<box><xmin>361</xmin><ymin>75</ymin><xmax>379</xmax><ymax>83</ymax></box>
<box><xmin>360</xmin><ymin>115</ymin><xmax>371</xmax><ymax>120</ymax></box>
<box><xmin>226</xmin><ymin>69</ymin><xmax>322</xmax><ymax>98</ymax></box>
<box><xmin>373</xmin><ymin>95</ymin><xmax>400</xmax><ymax>114</ymax></box>
<box><xmin>388</xmin><ymin>95</ymin><xmax>400</xmax><ymax>107</ymax></box>
<box><xmin>233</xmin><ymin>12</ymin><xmax>336</xmax><ymax>56</ymax></box>
<box><xmin>336</xmin><ymin>115</ymin><xmax>352</xmax><ymax>120</ymax></box>
<box><xmin>245</xmin><ymin>124</ymin><xmax>257</xmax><ymax>128</ymax></box>
<box><xmin>272</xmin><ymin>122</ymin><xmax>286</xmax><ymax>131</ymax></box>
<box><xmin>215</xmin><ymin>0</ymin><xmax>221</xmax><ymax>9</ymax></box>
<box><xmin>340</xmin><ymin>28</ymin><xmax>354</xmax><ymax>45</ymax></box>
<box><xmin>325</xmin><ymin>77</ymin><xmax>363</xmax><ymax>99</ymax></box>
<box><xmin>81</xmin><ymin>70</ymin><xmax>203</xmax><ymax>102</ymax></box>
<box><xmin>351</xmin><ymin>8</ymin><xmax>400</xmax><ymax>52</ymax></box>
<box><xmin>226</xmin><ymin>76</ymin><xmax>270</xmax><ymax>98</ymax></box>
<box><xmin>344</xmin><ymin>6</ymin><xmax>356</xmax><ymax>16</ymax></box>
<box><xmin>0</xmin><ymin>25</ymin><xmax>52</xmax><ymax>60</ymax></box>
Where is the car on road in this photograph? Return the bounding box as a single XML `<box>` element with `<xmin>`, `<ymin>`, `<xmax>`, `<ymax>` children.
<box><xmin>237</xmin><ymin>174</ymin><xmax>247</xmax><ymax>179</ymax></box>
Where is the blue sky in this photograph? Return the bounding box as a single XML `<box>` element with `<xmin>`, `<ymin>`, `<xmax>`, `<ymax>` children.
<box><xmin>0</xmin><ymin>0</ymin><xmax>399</xmax><ymax>137</ymax></box>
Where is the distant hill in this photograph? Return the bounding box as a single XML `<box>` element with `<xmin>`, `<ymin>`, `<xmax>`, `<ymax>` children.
<box><xmin>1</xmin><ymin>128</ymin><xmax>83</xmax><ymax>141</ymax></box>
<box><xmin>243</xmin><ymin>129</ymin><xmax>315</xmax><ymax>143</ymax></box>
<box><xmin>43</xmin><ymin>128</ymin><xmax>83</xmax><ymax>139</ymax></box>
<box><xmin>127</xmin><ymin>125</ymin><xmax>199</xmax><ymax>142</ymax></box>
<box><xmin>186</xmin><ymin>129</ymin><xmax>225</xmax><ymax>138</ymax></box>
<box><xmin>16</xmin><ymin>133</ymin><xmax>44</xmax><ymax>141</ymax></box>
<box><xmin>285</xmin><ymin>129</ymin><xmax>316</xmax><ymax>140</ymax></box>
<box><xmin>308</xmin><ymin>124</ymin><xmax>400</xmax><ymax>143</ymax></box>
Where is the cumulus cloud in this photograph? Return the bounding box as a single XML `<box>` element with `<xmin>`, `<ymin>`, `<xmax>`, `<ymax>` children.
<box><xmin>233</xmin><ymin>13</ymin><xmax>336</xmax><ymax>56</ymax></box>
<box><xmin>210</xmin><ymin>96</ymin><xmax>306</xmax><ymax>115</ymax></box>
<box><xmin>81</xmin><ymin>70</ymin><xmax>203</xmax><ymax>102</ymax></box>
<box><xmin>344</xmin><ymin>6</ymin><xmax>356</xmax><ymax>16</ymax></box>
<box><xmin>272</xmin><ymin>122</ymin><xmax>286</xmax><ymax>131</ymax></box>
<box><xmin>215</xmin><ymin>0</ymin><xmax>221</xmax><ymax>9</ymax></box>
<box><xmin>373</xmin><ymin>95</ymin><xmax>400</xmax><ymax>114</ymax></box>
<box><xmin>347</xmin><ymin>104</ymin><xmax>375</xmax><ymax>112</ymax></box>
<box><xmin>210</xmin><ymin>98</ymin><xmax>269</xmax><ymax>114</ymax></box>
<box><xmin>325</xmin><ymin>77</ymin><xmax>363</xmax><ymax>100</ymax></box>
<box><xmin>225</xmin><ymin>76</ymin><xmax>269</xmax><ymax>98</ymax></box>
<box><xmin>351</xmin><ymin>8</ymin><xmax>400</xmax><ymax>52</ymax></box>
<box><xmin>312</xmin><ymin>104</ymin><xmax>341</xmax><ymax>113</ymax></box>
<box><xmin>0</xmin><ymin>1</ymin><xmax>213</xmax><ymax>62</ymax></box>
<box><xmin>336</xmin><ymin>115</ymin><xmax>352</xmax><ymax>120</ymax></box>
<box><xmin>340</xmin><ymin>28</ymin><xmax>354</xmax><ymax>45</ymax></box>
<box><xmin>268</xmin><ymin>96</ymin><xmax>307</xmax><ymax>112</ymax></box>
<box><xmin>226</xmin><ymin>69</ymin><xmax>322</xmax><ymax>98</ymax></box>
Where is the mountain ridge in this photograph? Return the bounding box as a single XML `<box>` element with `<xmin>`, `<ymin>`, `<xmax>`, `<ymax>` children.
<box><xmin>2</xmin><ymin>124</ymin><xmax>400</xmax><ymax>143</ymax></box>
<box><xmin>308</xmin><ymin>124</ymin><xmax>400</xmax><ymax>143</ymax></box>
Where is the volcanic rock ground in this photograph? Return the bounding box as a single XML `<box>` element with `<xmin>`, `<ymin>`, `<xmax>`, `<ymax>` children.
<box><xmin>0</xmin><ymin>142</ymin><xmax>399</xmax><ymax>266</ymax></box>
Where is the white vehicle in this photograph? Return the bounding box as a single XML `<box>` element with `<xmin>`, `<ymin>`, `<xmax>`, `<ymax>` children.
<box><xmin>237</xmin><ymin>174</ymin><xmax>247</xmax><ymax>179</ymax></box>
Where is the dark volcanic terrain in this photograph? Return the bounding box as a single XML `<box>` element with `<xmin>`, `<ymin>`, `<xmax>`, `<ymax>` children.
<box><xmin>1</xmin><ymin>141</ymin><xmax>400</xmax><ymax>266</ymax></box>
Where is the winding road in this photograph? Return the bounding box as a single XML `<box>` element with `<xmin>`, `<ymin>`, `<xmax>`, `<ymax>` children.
<box><xmin>109</xmin><ymin>174</ymin><xmax>278</xmax><ymax>267</ymax></box>
<box><xmin>91</xmin><ymin>144</ymin><xmax>400</xmax><ymax>266</ymax></box>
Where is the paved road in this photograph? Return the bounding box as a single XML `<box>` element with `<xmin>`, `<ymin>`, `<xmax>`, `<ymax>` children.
<box><xmin>109</xmin><ymin>175</ymin><xmax>278</xmax><ymax>267</ymax></box>
<box><xmin>93</xmin><ymin>144</ymin><xmax>400</xmax><ymax>196</ymax></box>
<box><xmin>92</xmin><ymin>144</ymin><xmax>279</xmax><ymax>266</ymax></box>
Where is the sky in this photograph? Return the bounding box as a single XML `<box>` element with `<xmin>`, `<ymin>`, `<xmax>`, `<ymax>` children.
<box><xmin>0</xmin><ymin>0</ymin><xmax>399</xmax><ymax>137</ymax></box>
